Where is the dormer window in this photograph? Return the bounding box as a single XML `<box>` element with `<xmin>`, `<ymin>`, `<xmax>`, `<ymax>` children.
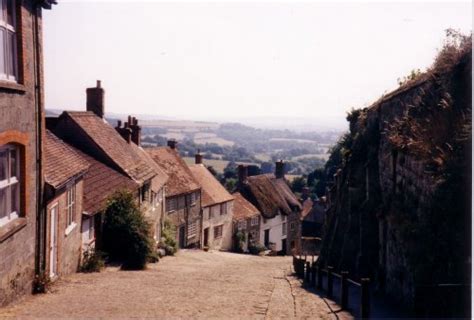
<box><xmin>0</xmin><ymin>0</ymin><xmax>17</xmax><ymax>82</ymax></box>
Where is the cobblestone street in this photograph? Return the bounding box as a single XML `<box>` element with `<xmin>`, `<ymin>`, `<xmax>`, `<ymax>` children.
<box><xmin>0</xmin><ymin>250</ymin><xmax>348</xmax><ymax>319</ymax></box>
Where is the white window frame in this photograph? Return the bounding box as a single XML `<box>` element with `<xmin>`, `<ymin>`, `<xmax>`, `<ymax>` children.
<box><xmin>0</xmin><ymin>144</ymin><xmax>20</xmax><ymax>226</ymax></box>
<box><xmin>250</xmin><ymin>216</ymin><xmax>259</xmax><ymax>226</ymax></box>
<box><xmin>0</xmin><ymin>0</ymin><xmax>17</xmax><ymax>82</ymax></box>
<box><xmin>65</xmin><ymin>185</ymin><xmax>76</xmax><ymax>228</ymax></box>
<box><xmin>282</xmin><ymin>222</ymin><xmax>287</xmax><ymax>236</ymax></box>
<box><xmin>187</xmin><ymin>221</ymin><xmax>197</xmax><ymax>239</ymax></box>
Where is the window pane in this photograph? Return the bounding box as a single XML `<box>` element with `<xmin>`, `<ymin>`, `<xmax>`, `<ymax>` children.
<box><xmin>7</xmin><ymin>30</ymin><xmax>15</xmax><ymax>78</ymax></box>
<box><xmin>10</xmin><ymin>182</ymin><xmax>18</xmax><ymax>213</ymax></box>
<box><xmin>0</xmin><ymin>28</ymin><xmax>4</xmax><ymax>76</ymax></box>
<box><xmin>0</xmin><ymin>187</ymin><xmax>6</xmax><ymax>218</ymax></box>
<box><xmin>6</xmin><ymin>0</ymin><xmax>14</xmax><ymax>27</ymax></box>
<box><xmin>9</xmin><ymin>148</ymin><xmax>16</xmax><ymax>178</ymax></box>
<box><xmin>0</xmin><ymin>150</ymin><xmax>6</xmax><ymax>182</ymax></box>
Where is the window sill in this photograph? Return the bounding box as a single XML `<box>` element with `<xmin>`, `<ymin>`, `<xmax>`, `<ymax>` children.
<box><xmin>0</xmin><ymin>81</ymin><xmax>26</xmax><ymax>93</ymax></box>
<box><xmin>65</xmin><ymin>222</ymin><xmax>77</xmax><ymax>236</ymax></box>
<box><xmin>0</xmin><ymin>217</ymin><xmax>27</xmax><ymax>243</ymax></box>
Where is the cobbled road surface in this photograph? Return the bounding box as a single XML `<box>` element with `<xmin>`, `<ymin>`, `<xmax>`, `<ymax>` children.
<box><xmin>0</xmin><ymin>250</ymin><xmax>351</xmax><ymax>319</ymax></box>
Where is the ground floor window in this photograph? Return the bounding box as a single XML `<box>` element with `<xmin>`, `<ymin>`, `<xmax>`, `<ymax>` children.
<box><xmin>214</xmin><ymin>224</ymin><xmax>223</xmax><ymax>239</ymax></box>
<box><xmin>188</xmin><ymin>221</ymin><xmax>197</xmax><ymax>238</ymax></box>
<box><xmin>237</xmin><ymin>220</ymin><xmax>246</xmax><ymax>230</ymax></box>
<box><xmin>0</xmin><ymin>144</ymin><xmax>20</xmax><ymax>226</ymax></box>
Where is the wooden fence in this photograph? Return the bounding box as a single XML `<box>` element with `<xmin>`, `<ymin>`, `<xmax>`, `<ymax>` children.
<box><xmin>293</xmin><ymin>256</ymin><xmax>370</xmax><ymax>319</ymax></box>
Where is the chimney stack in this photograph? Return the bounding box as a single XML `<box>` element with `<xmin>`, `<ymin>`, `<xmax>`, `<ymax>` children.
<box><xmin>238</xmin><ymin>165</ymin><xmax>248</xmax><ymax>185</ymax></box>
<box><xmin>129</xmin><ymin>116</ymin><xmax>141</xmax><ymax>146</ymax></box>
<box><xmin>275</xmin><ymin>160</ymin><xmax>285</xmax><ymax>179</ymax></box>
<box><xmin>167</xmin><ymin>139</ymin><xmax>177</xmax><ymax>150</ymax></box>
<box><xmin>86</xmin><ymin>80</ymin><xmax>105</xmax><ymax>118</ymax></box>
<box><xmin>195</xmin><ymin>149</ymin><xmax>203</xmax><ymax>164</ymax></box>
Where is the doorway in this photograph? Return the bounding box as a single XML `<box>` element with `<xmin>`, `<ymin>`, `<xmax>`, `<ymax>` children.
<box><xmin>264</xmin><ymin>229</ymin><xmax>270</xmax><ymax>247</ymax></box>
<box><xmin>281</xmin><ymin>238</ymin><xmax>287</xmax><ymax>255</ymax></box>
<box><xmin>179</xmin><ymin>225</ymin><xmax>186</xmax><ymax>248</ymax></box>
<box><xmin>49</xmin><ymin>204</ymin><xmax>58</xmax><ymax>278</ymax></box>
<box><xmin>203</xmin><ymin>227</ymin><xmax>209</xmax><ymax>247</ymax></box>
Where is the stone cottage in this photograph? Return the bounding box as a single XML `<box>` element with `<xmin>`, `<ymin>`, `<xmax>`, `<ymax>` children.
<box><xmin>47</xmin><ymin>82</ymin><xmax>168</xmax><ymax>250</ymax></box>
<box><xmin>232</xmin><ymin>192</ymin><xmax>261</xmax><ymax>252</ymax></box>
<box><xmin>188</xmin><ymin>152</ymin><xmax>234</xmax><ymax>251</ymax></box>
<box><xmin>146</xmin><ymin>141</ymin><xmax>202</xmax><ymax>248</ymax></box>
<box><xmin>237</xmin><ymin>161</ymin><xmax>302</xmax><ymax>255</ymax></box>
<box><xmin>44</xmin><ymin>130</ymin><xmax>89</xmax><ymax>279</ymax></box>
<box><xmin>0</xmin><ymin>0</ymin><xmax>55</xmax><ymax>306</ymax></box>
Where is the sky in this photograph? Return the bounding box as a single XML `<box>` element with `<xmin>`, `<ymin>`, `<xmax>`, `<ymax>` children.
<box><xmin>43</xmin><ymin>1</ymin><xmax>471</xmax><ymax>130</ymax></box>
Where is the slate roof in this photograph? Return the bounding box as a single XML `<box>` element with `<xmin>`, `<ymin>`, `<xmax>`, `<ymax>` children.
<box><xmin>44</xmin><ymin>130</ymin><xmax>89</xmax><ymax>189</ymax></box>
<box><xmin>232</xmin><ymin>192</ymin><xmax>260</xmax><ymax>221</ymax></box>
<box><xmin>60</xmin><ymin>111</ymin><xmax>156</xmax><ymax>185</ymax></box>
<box><xmin>240</xmin><ymin>174</ymin><xmax>302</xmax><ymax>219</ymax></box>
<box><xmin>70</xmin><ymin>146</ymin><xmax>139</xmax><ymax>215</ymax></box>
<box><xmin>146</xmin><ymin>147</ymin><xmax>200</xmax><ymax>197</ymax></box>
<box><xmin>188</xmin><ymin>164</ymin><xmax>233</xmax><ymax>207</ymax></box>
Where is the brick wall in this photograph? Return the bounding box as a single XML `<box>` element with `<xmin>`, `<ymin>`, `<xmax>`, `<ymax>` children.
<box><xmin>0</xmin><ymin>1</ymin><xmax>45</xmax><ymax>307</ymax></box>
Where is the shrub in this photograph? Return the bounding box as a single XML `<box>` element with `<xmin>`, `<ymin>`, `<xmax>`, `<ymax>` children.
<box><xmin>233</xmin><ymin>230</ymin><xmax>246</xmax><ymax>253</ymax></box>
<box><xmin>80</xmin><ymin>249</ymin><xmax>105</xmax><ymax>273</ymax></box>
<box><xmin>147</xmin><ymin>251</ymin><xmax>160</xmax><ymax>263</ymax></box>
<box><xmin>248</xmin><ymin>243</ymin><xmax>266</xmax><ymax>255</ymax></box>
<box><xmin>102</xmin><ymin>190</ymin><xmax>154</xmax><ymax>270</ymax></box>
<box><xmin>33</xmin><ymin>272</ymin><xmax>51</xmax><ymax>294</ymax></box>
<box><xmin>159</xmin><ymin>218</ymin><xmax>178</xmax><ymax>256</ymax></box>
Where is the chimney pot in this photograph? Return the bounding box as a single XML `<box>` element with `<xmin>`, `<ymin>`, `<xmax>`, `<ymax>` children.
<box><xmin>275</xmin><ymin>160</ymin><xmax>285</xmax><ymax>179</ymax></box>
<box><xmin>116</xmin><ymin>120</ymin><xmax>122</xmax><ymax>128</ymax></box>
<box><xmin>86</xmin><ymin>80</ymin><xmax>105</xmax><ymax>118</ymax></box>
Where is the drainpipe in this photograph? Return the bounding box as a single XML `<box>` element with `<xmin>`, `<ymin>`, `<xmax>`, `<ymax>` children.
<box><xmin>33</xmin><ymin>3</ymin><xmax>45</xmax><ymax>277</ymax></box>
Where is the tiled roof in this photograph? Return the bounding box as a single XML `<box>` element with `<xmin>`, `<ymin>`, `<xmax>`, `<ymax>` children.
<box><xmin>232</xmin><ymin>192</ymin><xmax>260</xmax><ymax>221</ymax></box>
<box><xmin>188</xmin><ymin>164</ymin><xmax>233</xmax><ymax>207</ymax></box>
<box><xmin>44</xmin><ymin>130</ymin><xmax>89</xmax><ymax>189</ymax></box>
<box><xmin>130</xmin><ymin>143</ymin><xmax>168</xmax><ymax>192</ymax></box>
<box><xmin>62</xmin><ymin>111</ymin><xmax>156</xmax><ymax>184</ymax></box>
<box><xmin>146</xmin><ymin>147</ymin><xmax>200</xmax><ymax>197</ymax></box>
<box><xmin>70</xmin><ymin>146</ymin><xmax>139</xmax><ymax>215</ymax></box>
<box><xmin>240</xmin><ymin>174</ymin><xmax>302</xmax><ymax>219</ymax></box>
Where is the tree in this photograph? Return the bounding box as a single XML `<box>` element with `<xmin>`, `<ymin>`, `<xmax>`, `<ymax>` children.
<box><xmin>102</xmin><ymin>190</ymin><xmax>154</xmax><ymax>270</ymax></box>
<box><xmin>290</xmin><ymin>176</ymin><xmax>306</xmax><ymax>193</ymax></box>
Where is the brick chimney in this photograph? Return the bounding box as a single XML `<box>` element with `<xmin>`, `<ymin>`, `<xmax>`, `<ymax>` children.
<box><xmin>238</xmin><ymin>165</ymin><xmax>248</xmax><ymax>185</ymax></box>
<box><xmin>86</xmin><ymin>80</ymin><xmax>105</xmax><ymax>118</ymax></box>
<box><xmin>195</xmin><ymin>149</ymin><xmax>203</xmax><ymax>164</ymax></box>
<box><xmin>115</xmin><ymin>119</ymin><xmax>132</xmax><ymax>144</ymax></box>
<box><xmin>275</xmin><ymin>160</ymin><xmax>285</xmax><ymax>179</ymax></box>
<box><xmin>129</xmin><ymin>116</ymin><xmax>141</xmax><ymax>146</ymax></box>
<box><xmin>167</xmin><ymin>139</ymin><xmax>177</xmax><ymax>150</ymax></box>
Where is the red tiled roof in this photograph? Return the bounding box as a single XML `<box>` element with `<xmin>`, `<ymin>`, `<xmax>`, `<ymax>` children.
<box><xmin>70</xmin><ymin>146</ymin><xmax>139</xmax><ymax>215</ymax></box>
<box><xmin>129</xmin><ymin>143</ymin><xmax>168</xmax><ymax>192</ymax></box>
<box><xmin>232</xmin><ymin>192</ymin><xmax>260</xmax><ymax>221</ymax></box>
<box><xmin>63</xmin><ymin>111</ymin><xmax>156</xmax><ymax>184</ymax></box>
<box><xmin>44</xmin><ymin>130</ymin><xmax>89</xmax><ymax>189</ymax></box>
<box><xmin>146</xmin><ymin>147</ymin><xmax>200</xmax><ymax>197</ymax></box>
<box><xmin>188</xmin><ymin>164</ymin><xmax>233</xmax><ymax>207</ymax></box>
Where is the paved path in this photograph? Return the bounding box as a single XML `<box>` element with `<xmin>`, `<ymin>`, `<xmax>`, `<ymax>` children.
<box><xmin>0</xmin><ymin>250</ymin><xmax>345</xmax><ymax>319</ymax></box>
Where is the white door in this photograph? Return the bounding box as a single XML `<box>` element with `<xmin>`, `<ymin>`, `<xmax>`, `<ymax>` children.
<box><xmin>49</xmin><ymin>204</ymin><xmax>58</xmax><ymax>278</ymax></box>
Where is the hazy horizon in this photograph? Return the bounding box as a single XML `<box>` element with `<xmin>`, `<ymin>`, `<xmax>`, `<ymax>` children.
<box><xmin>43</xmin><ymin>1</ymin><xmax>471</xmax><ymax>131</ymax></box>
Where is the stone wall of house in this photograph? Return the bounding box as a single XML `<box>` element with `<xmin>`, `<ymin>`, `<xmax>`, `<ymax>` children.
<box><xmin>0</xmin><ymin>1</ymin><xmax>45</xmax><ymax>307</ymax></box>
<box><xmin>166</xmin><ymin>191</ymin><xmax>202</xmax><ymax>248</ymax></box>
<box><xmin>287</xmin><ymin>210</ymin><xmax>301</xmax><ymax>255</ymax></box>
<box><xmin>202</xmin><ymin>200</ymin><xmax>234</xmax><ymax>251</ymax></box>
<box><xmin>318</xmin><ymin>51</ymin><xmax>471</xmax><ymax>314</ymax></box>
<box><xmin>233</xmin><ymin>215</ymin><xmax>260</xmax><ymax>252</ymax></box>
<box><xmin>45</xmin><ymin>179</ymin><xmax>84</xmax><ymax>278</ymax></box>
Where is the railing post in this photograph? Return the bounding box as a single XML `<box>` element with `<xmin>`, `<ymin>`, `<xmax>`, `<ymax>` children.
<box><xmin>340</xmin><ymin>271</ymin><xmax>349</xmax><ymax>310</ymax></box>
<box><xmin>317</xmin><ymin>266</ymin><xmax>323</xmax><ymax>289</ymax></box>
<box><xmin>327</xmin><ymin>266</ymin><xmax>334</xmax><ymax>297</ymax></box>
<box><xmin>311</xmin><ymin>263</ymin><xmax>317</xmax><ymax>288</ymax></box>
<box><xmin>305</xmin><ymin>262</ymin><xmax>311</xmax><ymax>284</ymax></box>
<box><xmin>360</xmin><ymin>278</ymin><xmax>370</xmax><ymax>319</ymax></box>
